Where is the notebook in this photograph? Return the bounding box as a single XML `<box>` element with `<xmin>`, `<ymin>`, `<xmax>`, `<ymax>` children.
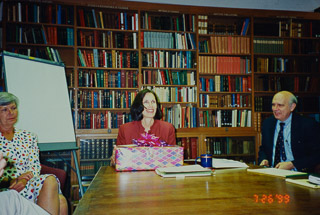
<box><xmin>247</xmin><ymin>168</ymin><xmax>308</xmax><ymax>178</ymax></box>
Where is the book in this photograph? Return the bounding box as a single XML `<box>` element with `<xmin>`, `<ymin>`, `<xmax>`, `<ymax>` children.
<box><xmin>308</xmin><ymin>174</ymin><xmax>320</xmax><ymax>185</ymax></box>
<box><xmin>212</xmin><ymin>158</ymin><xmax>249</xmax><ymax>169</ymax></box>
<box><xmin>286</xmin><ymin>178</ymin><xmax>320</xmax><ymax>189</ymax></box>
<box><xmin>247</xmin><ymin>168</ymin><xmax>308</xmax><ymax>178</ymax></box>
<box><xmin>155</xmin><ymin>165</ymin><xmax>212</xmax><ymax>178</ymax></box>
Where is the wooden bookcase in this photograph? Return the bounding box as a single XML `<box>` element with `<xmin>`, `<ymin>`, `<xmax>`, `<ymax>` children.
<box><xmin>1</xmin><ymin>0</ymin><xmax>320</xmax><ymax>208</ymax></box>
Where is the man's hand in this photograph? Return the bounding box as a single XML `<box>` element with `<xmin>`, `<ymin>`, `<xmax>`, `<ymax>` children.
<box><xmin>259</xmin><ymin>159</ymin><xmax>269</xmax><ymax>167</ymax></box>
<box><xmin>275</xmin><ymin>161</ymin><xmax>294</xmax><ymax>170</ymax></box>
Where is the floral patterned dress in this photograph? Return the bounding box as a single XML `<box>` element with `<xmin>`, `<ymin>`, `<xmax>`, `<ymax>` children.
<box><xmin>0</xmin><ymin>128</ymin><xmax>60</xmax><ymax>203</ymax></box>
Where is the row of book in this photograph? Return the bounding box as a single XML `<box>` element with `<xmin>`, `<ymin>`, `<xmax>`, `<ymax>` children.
<box><xmin>142</xmin><ymin>12</ymin><xmax>196</xmax><ymax>32</ymax></box>
<box><xmin>77</xmin><ymin>90</ymin><xmax>137</xmax><ymax>109</ymax></box>
<box><xmin>255</xmin><ymin>57</ymin><xmax>318</xmax><ymax>73</ymax></box>
<box><xmin>198</xmin><ymin>15</ymin><xmax>250</xmax><ymax>36</ymax></box>
<box><xmin>199</xmin><ymin>75</ymin><xmax>252</xmax><ymax>92</ymax></box>
<box><xmin>279</xmin><ymin>20</ymin><xmax>303</xmax><ymax>37</ymax></box>
<box><xmin>254</xmin><ymin>76</ymin><xmax>318</xmax><ymax>92</ymax></box>
<box><xmin>253</xmin><ymin>38</ymin><xmax>291</xmax><ymax>54</ymax></box>
<box><xmin>80</xmin><ymin>160</ymin><xmax>111</xmax><ymax>176</ymax></box>
<box><xmin>198</xmin><ymin>110</ymin><xmax>252</xmax><ymax>128</ymax></box>
<box><xmin>255</xmin><ymin>96</ymin><xmax>320</xmax><ymax>112</ymax></box>
<box><xmin>198</xmin><ymin>56</ymin><xmax>251</xmax><ymax>74</ymax></box>
<box><xmin>80</xmin><ymin>139</ymin><xmax>115</xmax><ymax>160</ymax></box>
<box><xmin>78</xmin><ymin>70</ymin><xmax>138</xmax><ymax>88</ymax></box>
<box><xmin>199</xmin><ymin>36</ymin><xmax>250</xmax><ymax>54</ymax></box>
<box><xmin>197</xmin><ymin>15</ymin><xmax>208</xmax><ymax>34</ymax></box>
<box><xmin>141</xmin><ymin>32</ymin><xmax>196</xmax><ymax>50</ymax></box>
<box><xmin>7</xmin><ymin>47</ymin><xmax>62</xmax><ymax>63</ymax></box>
<box><xmin>142</xmin><ymin>50</ymin><xmax>196</xmax><ymax>69</ymax></box>
<box><xmin>78</xmin><ymin>9</ymin><xmax>138</xmax><ymax>30</ymax></box>
<box><xmin>76</xmin><ymin>111</ymin><xmax>132</xmax><ymax>129</ymax></box>
<box><xmin>199</xmin><ymin>94</ymin><xmax>252</xmax><ymax>108</ymax></box>
<box><xmin>206</xmin><ymin>137</ymin><xmax>255</xmax><ymax>155</ymax></box>
<box><xmin>211</xmin><ymin>23</ymin><xmax>237</xmax><ymax>36</ymax></box>
<box><xmin>6</xmin><ymin>25</ymin><xmax>74</xmax><ymax>46</ymax></box>
<box><xmin>78</xmin><ymin>30</ymin><xmax>137</xmax><ymax>49</ymax></box>
<box><xmin>163</xmin><ymin>104</ymin><xmax>198</xmax><ymax>129</ymax></box>
<box><xmin>6</xmin><ymin>2</ymin><xmax>74</xmax><ymax>25</ymax></box>
<box><xmin>74</xmin><ymin>108</ymin><xmax>254</xmax><ymax>130</ymax></box>
<box><xmin>143</xmin><ymin>70</ymin><xmax>196</xmax><ymax>86</ymax></box>
<box><xmin>146</xmin><ymin>86</ymin><xmax>197</xmax><ymax>103</ymax></box>
<box><xmin>176</xmin><ymin>137</ymin><xmax>198</xmax><ymax>159</ymax></box>
<box><xmin>77</xmin><ymin>49</ymin><xmax>139</xmax><ymax>68</ymax></box>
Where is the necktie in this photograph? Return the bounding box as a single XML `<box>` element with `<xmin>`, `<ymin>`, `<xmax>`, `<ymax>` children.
<box><xmin>274</xmin><ymin>122</ymin><xmax>286</xmax><ymax>166</ymax></box>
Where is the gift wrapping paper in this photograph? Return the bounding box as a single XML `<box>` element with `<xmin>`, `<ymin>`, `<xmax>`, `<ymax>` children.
<box><xmin>115</xmin><ymin>146</ymin><xmax>184</xmax><ymax>171</ymax></box>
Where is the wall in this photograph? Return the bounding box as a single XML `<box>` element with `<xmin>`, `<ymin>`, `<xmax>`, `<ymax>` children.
<box><xmin>124</xmin><ymin>0</ymin><xmax>320</xmax><ymax>12</ymax></box>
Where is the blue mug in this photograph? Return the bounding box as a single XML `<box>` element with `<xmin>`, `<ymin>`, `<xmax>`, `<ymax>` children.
<box><xmin>195</xmin><ymin>154</ymin><xmax>212</xmax><ymax>168</ymax></box>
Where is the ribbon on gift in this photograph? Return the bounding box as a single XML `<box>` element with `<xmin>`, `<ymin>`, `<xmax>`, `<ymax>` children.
<box><xmin>132</xmin><ymin>133</ymin><xmax>168</xmax><ymax>147</ymax></box>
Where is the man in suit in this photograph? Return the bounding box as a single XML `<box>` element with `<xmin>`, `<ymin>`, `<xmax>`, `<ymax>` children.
<box><xmin>258</xmin><ymin>91</ymin><xmax>320</xmax><ymax>172</ymax></box>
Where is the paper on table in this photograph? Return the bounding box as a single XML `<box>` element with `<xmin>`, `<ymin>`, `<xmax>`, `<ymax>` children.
<box><xmin>212</xmin><ymin>158</ymin><xmax>249</xmax><ymax>169</ymax></box>
<box><xmin>286</xmin><ymin>178</ymin><xmax>320</xmax><ymax>189</ymax></box>
<box><xmin>155</xmin><ymin>165</ymin><xmax>212</xmax><ymax>178</ymax></box>
<box><xmin>247</xmin><ymin>168</ymin><xmax>308</xmax><ymax>178</ymax></box>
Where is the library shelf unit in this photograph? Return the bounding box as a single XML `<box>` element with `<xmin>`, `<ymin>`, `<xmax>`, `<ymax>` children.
<box><xmin>1</xmin><ymin>0</ymin><xmax>320</xmax><ymax>207</ymax></box>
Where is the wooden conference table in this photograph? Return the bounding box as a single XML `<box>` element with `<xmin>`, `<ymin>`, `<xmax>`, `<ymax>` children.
<box><xmin>73</xmin><ymin>166</ymin><xmax>320</xmax><ymax>215</ymax></box>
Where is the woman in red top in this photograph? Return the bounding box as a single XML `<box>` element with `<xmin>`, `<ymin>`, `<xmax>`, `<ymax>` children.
<box><xmin>116</xmin><ymin>89</ymin><xmax>176</xmax><ymax>145</ymax></box>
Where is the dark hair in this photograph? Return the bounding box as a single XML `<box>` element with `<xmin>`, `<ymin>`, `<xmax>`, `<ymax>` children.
<box><xmin>130</xmin><ymin>89</ymin><xmax>162</xmax><ymax>121</ymax></box>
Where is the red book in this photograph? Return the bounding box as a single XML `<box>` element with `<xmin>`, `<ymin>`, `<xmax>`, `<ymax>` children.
<box><xmin>94</xmin><ymin>30</ymin><xmax>99</xmax><ymax>47</ymax></box>
<box><xmin>160</xmin><ymin>70</ymin><xmax>167</xmax><ymax>85</ymax></box>
<box><xmin>181</xmin><ymin>138</ymin><xmax>189</xmax><ymax>159</ymax></box>
<box><xmin>125</xmin><ymin>91</ymin><xmax>129</xmax><ymax>108</ymax></box>
<box><xmin>121</xmin><ymin>70</ymin><xmax>126</xmax><ymax>88</ymax></box>
<box><xmin>190</xmin><ymin>138</ymin><xmax>198</xmax><ymax>159</ymax></box>
<box><xmin>140</xmin><ymin>31</ymin><xmax>144</xmax><ymax>48</ymax></box>
<box><xmin>79</xmin><ymin>9</ymin><xmax>85</xmax><ymax>27</ymax></box>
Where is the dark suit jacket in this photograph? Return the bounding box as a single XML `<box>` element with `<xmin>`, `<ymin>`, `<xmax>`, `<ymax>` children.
<box><xmin>258</xmin><ymin>112</ymin><xmax>320</xmax><ymax>172</ymax></box>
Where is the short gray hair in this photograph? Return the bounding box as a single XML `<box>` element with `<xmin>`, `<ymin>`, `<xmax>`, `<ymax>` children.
<box><xmin>288</xmin><ymin>93</ymin><xmax>298</xmax><ymax>105</ymax></box>
<box><xmin>0</xmin><ymin>92</ymin><xmax>19</xmax><ymax>107</ymax></box>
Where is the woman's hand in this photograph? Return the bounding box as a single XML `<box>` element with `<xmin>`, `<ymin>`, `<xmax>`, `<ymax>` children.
<box><xmin>9</xmin><ymin>171</ymin><xmax>33</xmax><ymax>192</ymax></box>
<box><xmin>9</xmin><ymin>178</ymin><xmax>28</xmax><ymax>192</ymax></box>
<box><xmin>0</xmin><ymin>152</ymin><xmax>6</xmax><ymax>177</ymax></box>
<box><xmin>18</xmin><ymin>171</ymin><xmax>34</xmax><ymax>181</ymax></box>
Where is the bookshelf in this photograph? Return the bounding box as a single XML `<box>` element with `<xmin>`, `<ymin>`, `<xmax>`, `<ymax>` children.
<box><xmin>253</xmin><ymin>17</ymin><xmax>320</xmax><ymax>123</ymax></box>
<box><xmin>1</xmin><ymin>0</ymin><xmax>320</xmax><ymax>209</ymax></box>
<box><xmin>197</xmin><ymin>14</ymin><xmax>253</xmax><ymax>129</ymax></box>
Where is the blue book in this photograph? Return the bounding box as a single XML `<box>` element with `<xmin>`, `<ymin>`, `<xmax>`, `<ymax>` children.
<box><xmin>210</xmin><ymin>78</ymin><xmax>214</xmax><ymax>92</ymax></box>
<box><xmin>93</xmin><ymin>92</ymin><xmax>98</xmax><ymax>108</ymax></box>
<box><xmin>57</xmin><ymin>5</ymin><xmax>62</xmax><ymax>24</ymax></box>
<box><xmin>124</xmin><ymin>12</ymin><xmax>127</xmax><ymax>30</ymax></box>
<box><xmin>241</xmin><ymin>18</ymin><xmax>250</xmax><ymax>36</ymax></box>
<box><xmin>117</xmin><ymin>72</ymin><xmax>121</xmax><ymax>87</ymax></box>
<box><xmin>93</xmin><ymin>49</ymin><xmax>99</xmax><ymax>67</ymax></box>
<box><xmin>92</xmin><ymin>9</ymin><xmax>97</xmax><ymax>28</ymax></box>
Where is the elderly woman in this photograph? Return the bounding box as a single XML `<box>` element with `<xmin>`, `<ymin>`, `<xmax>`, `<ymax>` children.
<box><xmin>116</xmin><ymin>88</ymin><xmax>176</xmax><ymax>145</ymax></box>
<box><xmin>0</xmin><ymin>92</ymin><xmax>67</xmax><ymax>215</ymax></box>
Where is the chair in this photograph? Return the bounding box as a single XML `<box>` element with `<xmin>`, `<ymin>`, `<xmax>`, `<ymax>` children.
<box><xmin>40</xmin><ymin>164</ymin><xmax>67</xmax><ymax>192</ymax></box>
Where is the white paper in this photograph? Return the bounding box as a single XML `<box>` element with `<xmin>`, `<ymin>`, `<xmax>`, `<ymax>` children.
<box><xmin>212</xmin><ymin>158</ymin><xmax>249</xmax><ymax>169</ymax></box>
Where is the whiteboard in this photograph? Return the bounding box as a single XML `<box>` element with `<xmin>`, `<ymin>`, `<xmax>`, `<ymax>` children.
<box><xmin>2</xmin><ymin>51</ymin><xmax>76</xmax><ymax>151</ymax></box>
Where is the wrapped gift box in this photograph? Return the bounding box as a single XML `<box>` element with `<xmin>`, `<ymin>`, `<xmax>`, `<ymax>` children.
<box><xmin>115</xmin><ymin>145</ymin><xmax>184</xmax><ymax>171</ymax></box>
